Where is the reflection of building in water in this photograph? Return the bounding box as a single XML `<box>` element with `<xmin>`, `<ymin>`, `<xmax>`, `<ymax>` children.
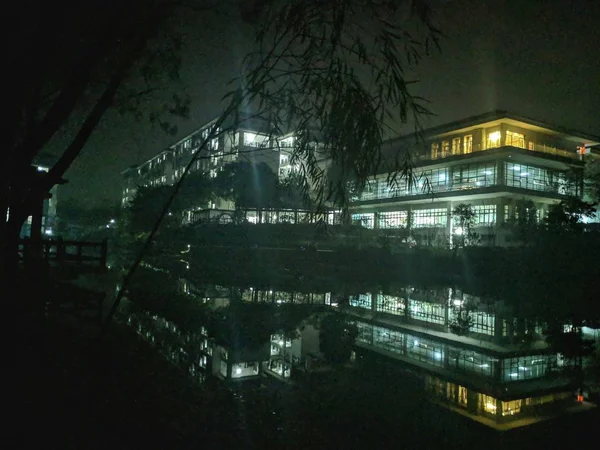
<box><xmin>241</xmin><ymin>288</ymin><xmax>333</xmax><ymax>305</ymax></box>
<box><xmin>346</xmin><ymin>288</ymin><xmax>577</xmax><ymax>424</ymax></box>
<box><xmin>264</xmin><ymin>322</ymin><xmax>321</xmax><ymax>380</ymax></box>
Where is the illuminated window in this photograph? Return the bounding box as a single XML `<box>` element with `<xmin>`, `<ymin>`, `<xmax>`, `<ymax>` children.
<box><xmin>352</xmin><ymin>213</ymin><xmax>375</xmax><ymax>228</ymax></box>
<box><xmin>452</xmin><ymin>163</ymin><xmax>497</xmax><ymax>190</ymax></box>
<box><xmin>412</xmin><ymin>208</ymin><xmax>448</xmax><ymax>228</ymax></box>
<box><xmin>378</xmin><ymin>211</ymin><xmax>408</xmax><ymax>229</ymax></box>
<box><xmin>183</xmin><ymin>139</ymin><xmax>191</xmax><ymax>149</ymax></box>
<box><xmin>431</xmin><ymin>142</ymin><xmax>440</xmax><ymax>159</ymax></box>
<box><xmin>486</xmin><ymin>130</ymin><xmax>501</xmax><ymax>148</ymax></box>
<box><xmin>414</xmin><ymin>168</ymin><xmax>449</xmax><ymax>194</ymax></box>
<box><xmin>504</xmin><ymin>162</ymin><xmax>576</xmax><ymax>195</ymax></box>
<box><xmin>471</xmin><ymin>205</ymin><xmax>496</xmax><ymax>226</ymax></box>
<box><xmin>441</xmin><ymin>141</ymin><xmax>450</xmax><ymax>157</ymax></box>
<box><xmin>376</xmin><ymin>294</ymin><xmax>406</xmax><ymax>316</ymax></box>
<box><xmin>373</xmin><ymin>326</ymin><xmax>405</xmax><ymax>354</ymax></box>
<box><xmin>464</xmin><ymin>135</ymin><xmax>473</xmax><ymax>154</ymax></box>
<box><xmin>481</xmin><ymin>394</ymin><xmax>498</xmax><ymax>415</ymax></box>
<box><xmin>244</xmin><ymin>132</ymin><xmax>269</xmax><ymax>147</ymax></box>
<box><xmin>505</xmin><ymin>130</ymin><xmax>525</xmax><ymax>148</ymax></box>
<box><xmin>452</xmin><ymin>137</ymin><xmax>461</xmax><ymax>154</ymax></box>
<box><xmin>349</xmin><ymin>294</ymin><xmax>372</xmax><ymax>310</ymax></box>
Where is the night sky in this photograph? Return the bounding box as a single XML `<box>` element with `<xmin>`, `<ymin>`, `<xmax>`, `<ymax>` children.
<box><xmin>60</xmin><ymin>0</ymin><xmax>600</xmax><ymax>207</ymax></box>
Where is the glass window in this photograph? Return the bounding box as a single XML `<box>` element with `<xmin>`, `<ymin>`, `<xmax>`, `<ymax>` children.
<box><xmin>504</xmin><ymin>162</ymin><xmax>575</xmax><ymax>195</ymax></box>
<box><xmin>464</xmin><ymin>135</ymin><xmax>473</xmax><ymax>154</ymax></box>
<box><xmin>378</xmin><ymin>211</ymin><xmax>408</xmax><ymax>229</ymax></box>
<box><xmin>501</xmin><ymin>354</ymin><xmax>555</xmax><ymax>382</ymax></box>
<box><xmin>351</xmin><ymin>213</ymin><xmax>375</xmax><ymax>228</ymax></box>
<box><xmin>408</xmin><ymin>299</ymin><xmax>446</xmax><ymax>325</ymax></box>
<box><xmin>506</xmin><ymin>130</ymin><xmax>525</xmax><ymax>148</ymax></box>
<box><xmin>486</xmin><ymin>130</ymin><xmax>501</xmax><ymax>148</ymax></box>
<box><xmin>405</xmin><ymin>334</ymin><xmax>444</xmax><ymax>368</ymax></box>
<box><xmin>373</xmin><ymin>326</ymin><xmax>405</xmax><ymax>354</ymax></box>
<box><xmin>452</xmin><ymin>137</ymin><xmax>461</xmax><ymax>154</ymax></box>
<box><xmin>452</xmin><ymin>163</ymin><xmax>497</xmax><ymax>190</ymax></box>
<box><xmin>414</xmin><ymin>168</ymin><xmax>449</xmax><ymax>194</ymax></box>
<box><xmin>376</xmin><ymin>177</ymin><xmax>408</xmax><ymax>199</ymax></box>
<box><xmin>471</xmin><ymin>205</ymin><xmax>497</xmax><ymax>227</ymax></box>
<box><xmin>349</xmin><ymin>294</ymin><xmax>372</xmax><ymax>310</ymax></box>
<box><xmin>376</xmin><ymin>294</ymin><xmax>406</xmax><ymax>316</ymax></box>
<box><xmin>354</xmin><ymin>321</ymin><xmax>374</xmax><ymax>345</ymax></box>
<box><xmin>244</xmin><ymin>132</ymin><xmax>269</xmax><ymax>147</ymax></box>
<box><xmin>412</xmin><ymin>208</ymin><xmax>448</xmax><ymax>228</ymax></box>
<box><xmin>442</xmin><ymin>141</ymin><xmax>450</xmax><ymax>157</ymax></box>
<box><xmin>431</xmin><ymin>142</ymin><xmax>440</xmax><ymax>159</ymax></box>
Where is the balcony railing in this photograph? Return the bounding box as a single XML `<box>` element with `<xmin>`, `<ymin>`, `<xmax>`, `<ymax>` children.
<box><xmin>417</xmin><ymin>140</ymin><xmax>578</xmax><ymax>162</ymax></box>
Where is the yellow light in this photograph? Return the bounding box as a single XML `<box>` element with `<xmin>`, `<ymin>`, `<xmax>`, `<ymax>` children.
<box><xmin>488</xmin><ymin>131</ymin><xmax>501</xmax><ymax>144</ymax></box>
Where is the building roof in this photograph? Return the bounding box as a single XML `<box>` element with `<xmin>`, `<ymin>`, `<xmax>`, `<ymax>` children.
<box><xmin>388</xmin><ymin>110</ymin><xmax>600</xmax><ymax>147</ymax></box>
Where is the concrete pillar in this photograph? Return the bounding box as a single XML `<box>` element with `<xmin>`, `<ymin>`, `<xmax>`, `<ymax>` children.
<box><xmin>497</xmin><ymin>159</ymin><xmax>505</xmax><ymax>186</ymax></box>
<box><xmin>373</xmin><ymin>212</ymin><xmax>379</xmax><ymax>230</ymax></box>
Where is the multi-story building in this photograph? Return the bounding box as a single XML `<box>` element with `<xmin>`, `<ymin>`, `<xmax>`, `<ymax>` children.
<box><xmin>349</xmin><ymin>111</ymin><xmax>600</xmax><ymax>245</ymax></box>
<box><xmin>344</xmin><ymin>286</ymin><xmax>586</xmax><ymax>426</ymax></box>
<box><xmin>121</xmin><ymin>116</ymin><xmax>297</xmax><ymax>217</ymax></box>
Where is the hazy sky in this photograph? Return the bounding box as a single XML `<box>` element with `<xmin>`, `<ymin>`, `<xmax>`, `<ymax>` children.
<box><xmin>59</xmin><ymin>0</ymin><xmax>600</xmax><ymax>207</ymax></box>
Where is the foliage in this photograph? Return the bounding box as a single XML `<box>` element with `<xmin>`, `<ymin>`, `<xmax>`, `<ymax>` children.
<box><xmin>544</xmin><ymin>197</ymin><xmax>596</xmax><ymax>233</ymax></box>
<box><xmin>545</xmin><ymin>324</ymin><xmax>596</xmax><ymax>369</ymax></box>
<box><xmin>228</xmin><ymin>0</ymin><xmax>441</xmax><ymax>218</ymax></box>
<box><xmin>213</xmin><ymin>161</ymin><xmax>279</xmax><ymax>217</ymax></box>
<box><xmin>319</xmin><ymin>313</ymin><xmax>358</xmax><ymax>365</ymax></box>
<box><xmin>2</xmin><ymin>0</ymin><xmax>218</xmax><ymax>287</ymax></box>
<box><xmin>451</xmin><ymin>203</ymin><xmax>477</xmax><ymax>247</ymax></box>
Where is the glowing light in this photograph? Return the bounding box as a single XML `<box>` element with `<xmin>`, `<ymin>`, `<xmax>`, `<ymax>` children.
<box><xmin>109</xmin><ymin>219</ymin><xmax>115</xmax><ymax>224</ymax></box>
<box><xmin>479</xmin><ymin>363</ymin><xmax>489</xmax><ymax>368</ymax></box>
<box><xmin>434</xmin><ymin>352</ymin><xmax>442</xmax><ymax>360</ymax></box>
<box><xmin>235</xmin><ymin>368</ymin><xmax>242</xmax><ymax>375</ymax></box>
<box><xmin>453</xmin><ymin>299</ymin><xmax>463</xmax><ymax>306</ymax></box>
<box><xmin>454</xmin><ymin>227</ymin><xmax>464</xmax><ymax>236</ymax></box>
<box><xmin>488</xmin><ymin>131</ymin><xmax>501</xmax><ymax>144</ymax></box>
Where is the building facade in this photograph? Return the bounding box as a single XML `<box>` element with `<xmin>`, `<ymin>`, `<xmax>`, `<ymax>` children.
<box><xmin>121</xmin><ymin>116</ymin><xmax>295</xmax><ymax>212</ymax></box>
<box><xmin>344</xmin><ymin>287</ymin><xmax>580</xmax><ymax>425</ymax></box>
<box><xmin>349</xmin><ymin>111</ymin><xmax>599</xmax><ymax>245</ymax></box>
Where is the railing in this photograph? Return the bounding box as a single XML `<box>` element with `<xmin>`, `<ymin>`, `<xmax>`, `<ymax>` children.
<box><xmin>18</xmin><ymin>238</ymin><xmax>107</xmax><ymax>270</ymax></box>
<box><xmin>416</xmin><ymin>141</ymin><xmax>578</xmax><ymax>162</ymax></box>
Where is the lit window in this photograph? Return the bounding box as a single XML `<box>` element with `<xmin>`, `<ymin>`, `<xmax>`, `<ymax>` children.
<box><xmin>452</xmin><ymin>137</ymin><xmax>461</xmax><ymax>154</ymax></box>
<box><xmin>442</xmin><ymin>141</ymin><xmax>450</xmax><ymax>156</ymax></box>
<box><xmin>506</xmin><ymin>131</ymin><xmax>525</xmax><ymax>148</ymax></box>
<box><xmin>487</xmin><ymin>131</ymin><xmax>501</xmax><ymax>148</ymax></box>
<box><xmin>463</xmin><ymin>135</ymin><xmax>473</xmax><ymax>154</ymax></box>
<box><xmin>431</xmin><ymin>143</ymin><xmax>440</xmax><ymax>159</ymax></box>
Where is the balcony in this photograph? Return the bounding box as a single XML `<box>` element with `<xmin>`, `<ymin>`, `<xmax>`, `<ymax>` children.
<box><xmin>417</xmin><ymin>140</ymin><xmax>578</xmax><ymax>162</ymax></box>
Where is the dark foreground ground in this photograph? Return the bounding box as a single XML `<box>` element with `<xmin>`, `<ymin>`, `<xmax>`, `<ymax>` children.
<box><xmin>5</xmin><ymin>315</ymin><xmax>599</xmax><ymax>450</ymax></box>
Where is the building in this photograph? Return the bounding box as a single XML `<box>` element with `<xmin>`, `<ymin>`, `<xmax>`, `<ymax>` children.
<box><xmin>349</xmin><ymin>111</ymin><xmax>600</xmax><ymax>246</ymax></box>
<box><xmin>121</xmin><ymin>115</ymin><xmax>296</xmax><ymax>211</ymax></box>
<box><xmin>344</xmin><ymin>287</ymin><xmax>581</xmax><ymax>425</ymax></box>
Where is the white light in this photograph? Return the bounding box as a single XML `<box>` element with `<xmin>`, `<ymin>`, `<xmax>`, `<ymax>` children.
<box><xmin>479</xmin><ymin>363</ymin><xmax>489</xmax><ymax>368</ymax></box>
<box><xmin>488</xmin><ymin>131</ymin><xmax>501</xmax><ymax>143</ymax></box>
<box><xmin>518</xmin><ymin>366</ymin><xmax>529</xmax><ymax>371</ymax></box>
<box><xmin>439</xmin><ymin>173</ymin><xmax>446</xmax><ymax>182</ymax></box>
<box><xmin>453</xmin><ymin>299</ymin><xmax>463</xmax><ymax>307</ymax></box>
<box><xmin>44</xmin><ymin>229</ymin><xmax>53</xmax><ymax>236</ymax></box>
<box><xmin>454</xmin><ymin>227</ymin><xmax>464</xmax><ymax>236</ymax></box>
<box><xmin>106</xmin><ymin>225</ymin><xmax>110</xmax><ymax>228</ymax></box>
<box><xmin>484</xmin><ymin>170</ymin><xmax>493</xmax><ymax>175</ymax></box>
<box><xmin>434</xmin><ymin>352</ymin><xmax>442</xmax><ymax>360</ymax></box>
<box><xmin>235</xmin><ymin>368</ymin><xmax>242</xmax><ymax>375</ymax></box>
<box><xmin>414</xmin><ymin>340</ymin><xmax>419</xmax><ymax>346</ymax></box>
<box><xmin>110</xmin><ymin>219</ymin><xmax>115</xmax><ymax>224</ymax></box>
<box><xmin>510</xmin><ymin>373</ymin><xmax>519</xmax><ymax>378</ymax></box>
